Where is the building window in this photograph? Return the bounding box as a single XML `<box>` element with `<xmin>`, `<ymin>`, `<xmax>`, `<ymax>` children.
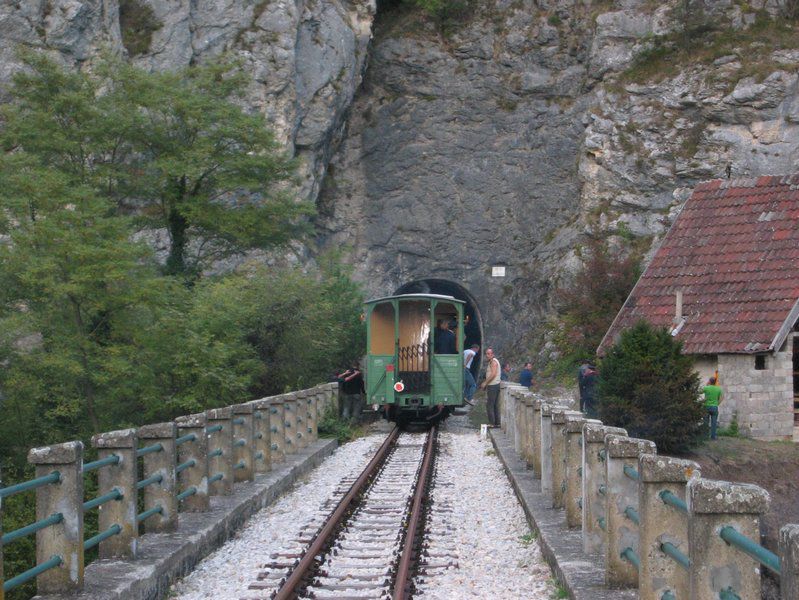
<box><xmin>755</xmin><ymin>354</ymin><xmax>767</xmax><ymax>370</ymax></box>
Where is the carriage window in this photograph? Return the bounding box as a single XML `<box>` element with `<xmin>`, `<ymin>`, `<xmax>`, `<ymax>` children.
<box><xmin>398</xmin><ymin>301</ymin><xmax>431</xmax><ymax>353</ymax></box>
<box><xmin>369</xmin><ymin>303</ymin><xmax>395</xmax><ymax>355</ymax></box>
<box><xmin>434</xmin><ymin>302</ymin><xmax>459</xmax><ymax>352</ymax></box>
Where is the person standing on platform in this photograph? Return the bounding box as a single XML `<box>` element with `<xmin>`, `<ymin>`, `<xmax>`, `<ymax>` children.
<box><xmin>702</xmin><ymin>376</ymin><xmax>723</xmax><ymax>440</ymax></box>
<box><xmin>337</xmin><ymin>363</ymin><xmax>364</xmax><ymax>422</ymax></box>
<box><xmin>519</xmin><ymin>362</ymin><xmax>533</xmax><ymax>389</ymax></box>
<box><xmin>463</xmin><ymin>344</ymin><xmax>479</xmax><ymax>406</ymax></box>
<box><xmin>481</xmin><ymin>348</ymin><xmax>502</xmax><ymax>427</ymax></box>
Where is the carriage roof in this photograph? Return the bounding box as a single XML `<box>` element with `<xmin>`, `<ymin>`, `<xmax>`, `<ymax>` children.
<box><xmin>364</xmin><ymin>293</ymin><xmax>465</xmax><ymax>306</ymax></box>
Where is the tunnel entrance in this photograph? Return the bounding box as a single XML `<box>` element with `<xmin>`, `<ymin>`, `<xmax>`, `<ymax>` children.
<box><xmin>394</xmin><ymin>279</ymin><xmax>484</xmax><ymax>378</ymax></box>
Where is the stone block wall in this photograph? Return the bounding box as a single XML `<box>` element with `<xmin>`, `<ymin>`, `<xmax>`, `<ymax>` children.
<box><xmin>711</xmin><ymin>334</ymin><xmax>795</xmax><ymax>440</ymax></box>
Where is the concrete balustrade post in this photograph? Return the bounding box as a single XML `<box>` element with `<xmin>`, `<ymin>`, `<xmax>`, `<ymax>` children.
<box><xmin>565</xmin><ymin>415</ymin><xmax>599</xmax><ymax>528</ymax></box>
<box><xmin>522</xmin><ymin>393</ymin><xmax>535</xmax><ymax>466</ymax></box>
<box><xmin>174</xmin><ymin>412</ymin><xmax>209</xmax><ymax>512</ymax></box>
<box><xmin>250</xmin><ymin>399</ymin><xmax>272</xmax><ymax>473</ymax></box>
<box><xmin>513</xmin><ymin>387</ymin><xmax>524</xmax><ymax>455</ymax></box>
<box><xmin>308</xmin><ymin>388</ymin><xmax>321</xmax><ymax>441</ymax></box>
<box><xmin>268</xmin><ymin>398</ymin><xmax>286</xmax><ymax>463</ymax></box>
<box><xmin>498</xmin><ymin>382</ymin><xmax>508</xmax><ymax>434</ymax></box>
<box><xmin>91</xmin><ymin>428</ymin><xmax>138</xmax><ymax>559</ymax></box>
<box><xmin>293</xmin><ymin>391</ymin><xmax>309</xmax><ymax>450</ymax></box>
<box><xmin>605</xmin><ymin>434</ymin><xmax>656</xmax><ymax>588</ymax></box>
<box><xmin>582</xmin><ymin>423</ymin><xmax>627</xmax><ymax>555</ymax></box>
<box><xmin>282</xmin><ymin>394</ymin><xmax>298</xmax><ymax>454</ymax></box>
<box><xmin>540</xmin><ymin>403</ymin><xmax>554</xmax><ymax>497</ymax></box>
<box><xmin>326</xmin><ymin>382</ymin><xmax>340</xmax><ymax>418</ymax></box>
<box><xmin>550</xmin><ymin>408</ymin><xmax>580</xmax><ymax>509</ymax></box>
<box><xmin>688</xmin><ymin>479</ymin><xmax>770</xmax><ymax>600</ymax></box>
<box><xmin>232</xmin><ymin>404</ymin><xmax>255</xmax><ymax>483</ymax></box>
<box><xmin>206</xmin><ymin>408</ymin><xmax>233</xmax><ymax>495</ymax></box>
<box><xmin>780</xmin><ymin>524</ymin><xmax>799</xmax><ymax>600</ymax></box>
<box><xmin>28</xmin><ymin>441</ymin><xmax>84</xmax><ymax>594</ymax></box>
<box><xmin>137</xmin><ymin>422</ymin><xmax>178</xmax><ymax>533</ymax></box>
<box><xmin>638</xmin><ymin>454</ymin><xmax>699</xmax><ymax>600</ymax></box>
<box><xmin>531</xmin><ymin>398</ymin><xmax>542</xmax><ymax>478</ymax></box>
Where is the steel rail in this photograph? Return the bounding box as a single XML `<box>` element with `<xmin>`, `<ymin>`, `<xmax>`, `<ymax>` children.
<box><xmin>393</xmin><ymin>426</ymin><xmax>437</xmax><ymax>600</ymax></box>
<box><xmin>273</xmin><ymin>425</ymin><xmax>400</xmax><ymax>600</ymax></box>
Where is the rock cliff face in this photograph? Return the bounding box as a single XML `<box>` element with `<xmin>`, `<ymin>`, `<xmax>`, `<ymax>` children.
<box><xmin>3</xmin><ymin>0</ymin><xmax>799</xmax><ymax>355</ymax></box>
<box><xmin>0</xmin><ymin>0</ymin><xmax>375</xmax><ymax>201</ymax></box>
<box><xmin>316</xmin><ymin>0</ymin><xmax>799</xmax><ymax>354</ymax></box>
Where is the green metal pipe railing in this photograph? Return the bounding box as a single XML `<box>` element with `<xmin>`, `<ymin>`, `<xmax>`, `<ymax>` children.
<box><xmin>206</xmin><ymin>424</ymin><xmax>223</xmax><ymax>434</ymax></box>
<box><xmin>234</xmin><ymin>461</ymin><xmax>246</xmax><ymax>470</ymax></box>
<box><xmin>83</xmin><ymin>488</ymin><xmax>123</xmax><ymax>512</ymax></box>
<box><xmin>83</xmin><ymin>524</ymin><xmax>121</xmax><ymax>551</ymax></box>
<box><xmin>176</xmin><ymin>459</ymin><xmax>196</xmax><ymax>474</ymax></box>
<box><xmin>208</xmin><ymin>473</ymin><xmax>224</xmax><ymax>484</ymax></box>
<box><xmin>136</xmin><ymin>443</ymin><xmax>163</xmax><ymax>458</ymax></box>
<box><xmin>623</xmin><ymin>465</ymin><xmax>639</xmax><ymax>480</ymax></box>
<box><xmin>0</xmin><ymin>471</ymin><xmax>61</xmax><ymax>499</ymax></box>
<box><xmin>255</xmin><ymin>433</ymin><xmax>263</xmax><ymax>440</ymax></box>
<box><xmin>2</xmin><ymin>555</ymin><xmax>62</xmax><ymax>592</ymax></box>
<box><xmin>177</xmin><ymin>486</ymin><xmax>197</xmax><ymax>501</ymax></box>
<box><xmin>208</xmin><ymin>448</ymin><xmax>223</xmax><ymax>458</ymax></box>
<box><xmin>254</xmin><ymin>412</ymin><xmax>263</xmax><ymax>419</ymax></box>
<box><xmin>176</xmin><ymin>433</ymin><xmax>197</xmax><ymax>446</ymax></box>
<box><xmin>1</xmin><ymin>512</ymin><xmax>63</xmax><ymax>546</ymax></box>
<box><xmin>136</xmin><ymin>473</ymin><xmax>163</xmax><ymax>490</ymax></box>
<box><xmin>660</xmin><ymin>489</ymin><xmax>688</xmax><ymax>514</ymax></box>
<box><xmin>136</xmin><ymin>505</ymin><xmax>163</xmax><ymax>523</ymax></box>
<box><xmin>719</xmin><ymin>525</ymin><xmax>781</xmax><ymax>574</ymax></box>
<box><xmin>254</xmin><ymin>452</ymin><xmax>264</xmax><ymax>460</ymax></box>
<box><xmin>233</xmin><ymin>439</ymin><xmax>246</xmax><ymax>447</ymax></box>
<box><xmin>624</xmin><ymin>506</ymin><xmax>640</xmax><ymax>526</ymax></box>
<box><xmin>620</xmin><ymin>547</ymin><xmax>640</xmax><ymax>570</ymax></box>
<box><xmin>232</xmin><ymin>417</ymin><xmax>245</xmax><ymax>425</ymax></box>
<box><xmin>598</xmin><ymin>517</ymin><xmax>607</xmax><ymax>531</ymax></box>
<box><xmin>598</xmin><ymin>449</ymin><xmax>606</xmax><ymax>461</ymax></box>
<box><xmin>661</xmin><ymin>591</ymin><xmax>676</xmax><ymax>600</ymax></box>
<box><xmin>660</xmin><ymin>541</ymin><xmax>690</xmax><ymax>570</ymax></box>
<box><xmin>598</xmin><ymin>484</ymin><xmax>606</xmax><ymax>495</ymax></box>
<box><xmin>83</xmin><ymin>454</ymin><xmax>120</xmax><ymax>472</ymax></box>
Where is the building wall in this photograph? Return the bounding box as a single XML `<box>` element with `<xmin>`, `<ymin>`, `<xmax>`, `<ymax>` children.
<box><xmin>708</xmin><ymin>335</ymin><xmax>795</xmax><ymax>440</ymax></box>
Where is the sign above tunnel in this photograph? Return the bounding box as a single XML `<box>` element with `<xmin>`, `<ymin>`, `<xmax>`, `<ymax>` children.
<box><xmin>491</xmin><ymin>266</ymin><xmax>506</xmax><ymax>277</ymax></box>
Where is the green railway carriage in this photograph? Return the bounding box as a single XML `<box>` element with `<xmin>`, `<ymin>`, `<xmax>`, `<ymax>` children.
<box><xmin>365</xmin><ymin>293</ymin><xmax>465</xmax><ymax>425</ymax></box>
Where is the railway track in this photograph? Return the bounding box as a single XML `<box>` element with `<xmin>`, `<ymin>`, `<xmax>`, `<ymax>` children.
<box><xmin>243</xmin><ymin>426</ymin><xmax>438</xmax><ymax>600</ymax></box>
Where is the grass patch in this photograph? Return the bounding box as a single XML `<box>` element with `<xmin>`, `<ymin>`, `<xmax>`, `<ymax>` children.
<box><xmin>318</xmin><ymin>406</ymin><xmax>368</xmax><ymax>444</ymax></box>
<box><xmin>519</xmin><ymin>531</ymin><xmax>538</xmax><ymax>545</ymax></box>
<box><xmin>619</xmin><ymin>14</ymin><xmax>799</xmax><ymax>86</ymax></box>
<box><xmin>551</xmin><ymin>579</ymin><xmax>569</xmax><ymax>599</ymax></box>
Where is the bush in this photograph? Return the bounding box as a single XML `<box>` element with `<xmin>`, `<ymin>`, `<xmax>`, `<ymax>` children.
<box><xmin>598</xmin><ymin>321</ymin><xmax>704</xmax><ymax>453</ymax></box>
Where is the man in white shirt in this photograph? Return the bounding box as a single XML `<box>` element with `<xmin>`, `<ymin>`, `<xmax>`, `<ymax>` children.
<box><xmin>463</xmin><ymin>344</ymin><xmax>479</xmax><ymax>405</ymax></box>
<box><xmin>480</xmin><ymin>347</ymin><xmax>502</xmax><ymax>427</ymax></box>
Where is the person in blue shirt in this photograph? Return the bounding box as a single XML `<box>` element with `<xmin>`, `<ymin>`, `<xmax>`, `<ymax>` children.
<box><xmin>519</xmin><ymin>362</ymin><xmax>533</xmax><ymax>388</ymax></box>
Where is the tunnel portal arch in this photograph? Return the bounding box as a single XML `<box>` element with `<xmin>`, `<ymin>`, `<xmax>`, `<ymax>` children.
<box><xmin>394</xmin><ymin>279</ymin><xmax>484</xmax><ymax>378</ymax></box>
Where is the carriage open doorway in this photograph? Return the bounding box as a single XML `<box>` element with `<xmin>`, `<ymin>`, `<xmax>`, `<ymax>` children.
<box><xmin>394</xmin><ymin>279</ymin><xmax>484</xmax><ymax>379</ymax></box>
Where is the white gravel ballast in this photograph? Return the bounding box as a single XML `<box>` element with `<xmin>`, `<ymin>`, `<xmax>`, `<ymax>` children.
<box><xmin>169</xmin><ymin>419</ymin><xmax>555</xmax><ymax>599</ymax></box>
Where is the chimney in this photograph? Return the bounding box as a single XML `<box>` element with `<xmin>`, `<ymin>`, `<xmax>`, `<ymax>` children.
<box><xmin>675</xmin><ymin>290</ymin><xmax>683</xmax><ymax>323</ymax></box>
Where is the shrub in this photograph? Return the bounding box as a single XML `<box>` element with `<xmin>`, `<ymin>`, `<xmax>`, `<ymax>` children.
<box><xmin>598</xmin><ymin>320</ymin><xmax>704</xmax><ymax>453</ymax></box>
<box><xmin>119</xmin><ymin>0</ymin><xmax>162</xmax><ymax>56</ymax></box>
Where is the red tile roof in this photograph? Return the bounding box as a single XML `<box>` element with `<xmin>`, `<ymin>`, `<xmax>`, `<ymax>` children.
<box><xmin>599</xmin><ymin>175</ymin><xmax>799</xmax><ymax>355</ymax></box>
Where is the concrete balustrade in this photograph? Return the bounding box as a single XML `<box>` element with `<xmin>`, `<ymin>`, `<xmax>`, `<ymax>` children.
<box><xmin>565</xmin><ymin>415</ymin><xmax>598</xmax><ymax>528</ymax></box>
<box><xmin>206</xmin><ymin>408</ymin><xmax>234</xmax><ymax>496</ymax></box>
<box><xmin>232</xmin><ymin>403</ymin><xmax>255</xmax><ymax>483</ymax></box>
<box><xmin>91</xmin><ymin>428</ymin><xmax>138</xmax><ymax>559</ymax></box>
<box><xmin>174</xmin><ymin>412</ymin><xmax>209</xmax><ymax>512</ymax></box>
<box><xmin>638</xmin><ymin>454</ymin><xmax>699</xmax><ymax>600</ymax></box>
<box><xmin>138</xmin><ymin>422</ymin><xmax>178</xmax><ymax>533</ymax></box>
<box><xmin>269</xmin><ymin>398</ymin><xmax>286</xmax><ymax>463</ymax></box>
<box><xmin>604</xmin><ymin>434</ymin><xmax>656</xmax><ymax>588</ymax></box>
<box><xmin>688</xmin><ymin>479</ymin><xmax>770</xmax><ymax>600</ymax></box>
<box><xmin>539</xmin><ymin>402</ymin><xmax>554</xmax><ymax>497</ymax></box>
<box><xmin>531</xmin><ymin>397</ymin><xmax>542</xmax><ymax>478</ymax></box>
<box><xmin>550</xmin><ymin>408</ymin><xmax>581</xmax><ymax>510</ymax></box>
<box><xmin>250</xmin><ymin>398</ymin><xmax>273</xmax><ymax>473</ymax></box>
<box><xmin>283</xmin><ymin>394</ymin><xmax>298</xmax><ymax>454</ymax></box>
<box><xmin>582</xmin><ymin>423</ymin><xmax>627</xmax><ymax>555</ymax></box>
<box><xmin>28</xmin><ymin>441</ymin><xmax>84</xmax><ymax>594</ymax></box>
<box><xmin>781</xmin><ymin>524</ymin><xmax>799</xmax><ymax>600</ymax></box>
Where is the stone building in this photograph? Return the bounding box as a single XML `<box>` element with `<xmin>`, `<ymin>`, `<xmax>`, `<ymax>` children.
<box><xmin>600</xmin><ymin>176</ymin><xmax>799</xmax><ymax>441</ymax></box>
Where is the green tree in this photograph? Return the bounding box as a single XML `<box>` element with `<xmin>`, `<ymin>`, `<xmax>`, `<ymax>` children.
<box><xmin>597</xmin><ymin>320</ymin><xmax>704</xmax><ymax>453</ymax></box>
<box><xmin>551</xmin><ymin>237</ymin><xmax>640</xmax><ymax>370</ymax></box>
<box><xmin>2</xmin><ymin>50</ymin><xmax>310</xmax><ymax>279</ymax></box>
